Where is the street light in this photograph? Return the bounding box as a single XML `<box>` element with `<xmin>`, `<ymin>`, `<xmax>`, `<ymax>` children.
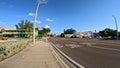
<box><xmin>112</xmin><ymin>15</ymin><xmax>119</xmax><ymax>40</ymax></box>
<box><xmin>33</xmin><ymin>0</ymin><xmax>47</xmax><ymax>44</ymax></box>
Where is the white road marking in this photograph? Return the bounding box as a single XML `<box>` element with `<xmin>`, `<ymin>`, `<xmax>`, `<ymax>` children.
<box><xmin>89</xmin><ymin>45</ymin><xmax>120</xmax><ymax>52</ymax></box>
<box><xmin>53</xmin><ymin>44</ymin><xmax>86</xmax><ymax>68</ymax></box>
<box><xmin>56</xmin><ymin>44</ymin><xmax>63</xmax><ymax>48</ymax></box>
<box><xmin>65</xmin><ymin>44</ymin><xmax>82</xmax><ymax>48</ymax></box>
<box><xmin>80</xmin><ymin>43</ymin><xmax>120</xmax><ymax>51</ymax></box>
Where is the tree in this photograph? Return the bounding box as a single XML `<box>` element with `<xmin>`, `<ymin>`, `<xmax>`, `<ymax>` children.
<box><xmin>119</xmin><ymin>32</ymin><xmax>120</xmax><ymax>38</ymax></box>
<box><xmin>1</xmin><ymin>28</ymin><xmax>5</xmax><ymax>37</ymax></box>
<box><xmin>15</xmin><ymin>20</ymin><xmax>25</xmax><ymax>29</ymax></box>
<box><xmin>42</xmin><ymin>28</ymin><xmax>51</xmax><ymax>34</ymax></box>
<box><xmin>1</xmin><ymin>28</ymin><xmax>5</xmax><ymax>32</ymax></box>
<box><xmin>15</xmin><ymin>20</ymin><xmax>33</xmax><ymax>38</ymax></box>
<box><xmin>60</xmin><ymin>33</ymin><xmax>65</xmax><ymax>37</ymax></box>
<box><xmin>64</xmin><ymin>28</ymin><xmax>76</xmax><ymax>34</ymax></box>
<box><xmin>98</xmin><ymin>28</ymin><xmax>116</xmax><ymax>38</ymax></box>
<box><xmin>38</xmin><ymin>28</ymin><xmax>51</xmax><ymax>37</ymax></box>
<box><xmin>25</xmin><ymin>20</ymin><xmax>33</xmax><ymax>37</ymax></box>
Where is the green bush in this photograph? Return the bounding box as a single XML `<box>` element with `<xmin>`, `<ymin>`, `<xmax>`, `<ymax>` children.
<box><xmin>0</xmin><ymin>39</ymin><xmax>32</xmax><ymax>61</ymax></box>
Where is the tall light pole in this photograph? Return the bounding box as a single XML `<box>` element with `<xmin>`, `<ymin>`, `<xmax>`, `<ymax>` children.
<box><xmin>33</xmin><ymin>0</ymin><xmax>47</xmax><ymax>44</ymax></box>
<box><xmin>112</xmin><ymin>15</ymin><xmax>119</xmax><ymax>40</ymax></box>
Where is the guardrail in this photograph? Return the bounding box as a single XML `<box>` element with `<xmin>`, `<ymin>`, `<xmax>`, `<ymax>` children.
<box><xmin>50</xmin><ymin>43</ymin><xmax>85</xmax><ymax>68</ymax></box>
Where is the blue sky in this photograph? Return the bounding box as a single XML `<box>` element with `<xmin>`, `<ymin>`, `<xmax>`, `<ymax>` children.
<box><xmin>0</xmin><ymin>0</ymin><xmax>120</xmax><ymax>34</ymax></box>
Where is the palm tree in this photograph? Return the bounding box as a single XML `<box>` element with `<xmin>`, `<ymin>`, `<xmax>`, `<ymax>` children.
<box><xmin>25</xmin><ymin>21</ymin><xmax>33</xmax><ymax>37</ymax></box>
<box><xmin>15</xmin><ymin>20</ymin><xmax>25</xmax><ymax>29</ymax></box>
<box><xmin>15</xmin><ymin>20</ymin><xmax>33</xmax><ymax>38</ymax></box>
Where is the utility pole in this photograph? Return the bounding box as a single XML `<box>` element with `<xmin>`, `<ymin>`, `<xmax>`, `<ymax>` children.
<box><xmin>33</xmin><ymin>0</ymin><xmax>47</xmax><ymax>44</ymax></box>
<box><xmin>112</xmin><ymin>15</ymin><xmax>119</xmax><ymax>40</ymax></box>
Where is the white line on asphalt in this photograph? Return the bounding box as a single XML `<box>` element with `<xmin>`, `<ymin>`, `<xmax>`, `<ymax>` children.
<box><xmin>88</xmin><ymin>46</ymin><xmax>120</xmax><ymax>52</ymax></box>
<box><xmin>53</xmin><ymin>43</ymin><xmax>86</xmax><ymax>68</ymax></box>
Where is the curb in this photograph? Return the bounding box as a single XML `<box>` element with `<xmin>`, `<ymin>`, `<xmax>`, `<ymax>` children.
<box><xmin>49</xmin><ymin>42</ymin><xmax>85</xmax><ymax>68</ymax></box>
<box><xmin>49</xmin><ymin>43</ymin><xmax>69</xmax><ymax>68</ymax></box>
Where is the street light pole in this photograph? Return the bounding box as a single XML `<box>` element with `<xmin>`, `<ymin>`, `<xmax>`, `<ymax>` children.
<box><xmin>112</xmin><ymin>15</ymin><xmax>119</xmax><ymax>40</ymax></box>
<box><xmin>33</xmin><ymin>1</ymin><xmax>40</xmax><ymax>44</ymax></box>
<box><xmin>33</xmin><ymin>0</ymin><xmax>47</xmax><ymax>44</ymax></box>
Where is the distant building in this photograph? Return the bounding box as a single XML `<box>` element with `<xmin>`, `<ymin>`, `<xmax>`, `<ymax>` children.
<box><xmin>0</xmin><ymin>27</ymin><xmax>42</xmax><ymax>38</ymax></box>
<box><xmin>0</xmin><ymin>27</ymin><xmax>16</xmax><ymax>31</ymax></box>
<box><xmin>65</xmin><ymin>34</ymin><xmax>73</xmax><ymax>38</ymax></box>
<box><xmin>38</xmin><ymin>28</ymin><xmax>43</xmax><ymax>30</ymax></box>
<box><xmin>64</xmin><ymin>31</ymin><xmax>94</xmax><ymax>38</ymax></box>
<box><xmin>73</xmin><ymin>31</ymin><xmax>93</xmax><ymax>38</ymax></box>
<box><xmin>73</xmin><ymin>32</ymin><xmax>82</xmax><ymax>38</ymax></box>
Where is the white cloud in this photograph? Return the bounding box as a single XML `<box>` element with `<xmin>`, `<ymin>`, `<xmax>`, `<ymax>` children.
<box><xmin>46</xmin><ymin>18</ymin><xmax>53</xmax><ymax>22</ymax></box>
<box><xmin>32</xmin><ymin>20</ymin><xmax>42</xmax><ymax>24</ymax></box>
<box><xmin>44</xmin><ymin>25</ymin><xmax>50</xmax><ymax>28</ymax></box>
<box><xmin>28</xmin><ymin>13</ymin><xmax>35</xmax><ymax>17</ymax></box>
<box><xmin>36</xmin><ymin>20</ymin><xmax>42</xmax><ymax>24</ymax></box>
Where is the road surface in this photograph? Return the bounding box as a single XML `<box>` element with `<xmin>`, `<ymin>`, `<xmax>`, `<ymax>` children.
<box><xmin>48</xmin><ymin>37</ymin><xmax>120</xmax><ymax>68</ymax></box>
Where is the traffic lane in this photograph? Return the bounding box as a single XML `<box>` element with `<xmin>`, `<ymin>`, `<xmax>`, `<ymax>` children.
<box><xmin>79</xmin><ymin>43</ymin><xmax>120</xmax><ymax>51</ymax></box>
<box><xmin>56</xmin><ymin>44</ymin><xmax>120</xmax><ymax>68</ymax></box>
<box><xmin>78</xmin><ymin>40</ymin><xmax>120</xmax><ymax>50</ymax></box>
<box><xmin>57</xmin><ymin>43</ymin><xmax>120</xmax><ymax>57</ymax></box>
<box><xmin>48</xmin><ymin>38</ymin><xmax>120</xmax><ymax>49</ymax></box>
<box><xmin>94</xmin><ymin>44</ymin><xmax>120</xmax><ymax>50</ymax></box>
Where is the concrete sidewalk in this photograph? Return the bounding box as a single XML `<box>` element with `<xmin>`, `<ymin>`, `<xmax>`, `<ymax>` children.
<box><xmin>0</xmin><ymin>40</ymin><xmax>62</xmax><ymax>68</ymax></box>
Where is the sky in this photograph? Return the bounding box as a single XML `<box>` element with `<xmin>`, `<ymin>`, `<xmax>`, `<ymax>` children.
<box><xmin>0</xmin><ymin>0</ymin><xmax>120</xmax><ymax>34</ymax></box>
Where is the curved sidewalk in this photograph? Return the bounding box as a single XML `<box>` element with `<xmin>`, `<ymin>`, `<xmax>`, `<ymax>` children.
<box><xmin>0</xmin><ymin>40</ymin><xmax>62</xmax><ymax>68</ymax></box>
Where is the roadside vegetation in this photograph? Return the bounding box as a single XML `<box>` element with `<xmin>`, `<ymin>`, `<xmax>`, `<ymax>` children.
<box><xmin>15</xmin><ymin>20</ymin><xmax>33</xmax><ymax>38</ymax></box>
<box><xmin>0</xmin><ymin>39</ymin><xmax>32</xmax><ymax>61</ymax></box>
<box><xmin>98</xmin><ymin>28</ymin><xmax>120</xmax><ymax>39</ymax></box>
<box><xmin>59</xmin><ymin>28</ymin><xmax>120</xmax><ymax>39</ymax></box>
<box><xmin>60</xmin><ymin>28</ymin><xmax>76</xmax><ymax>37</ymax></box>
<box><xmin>15</xmin><ymin>20</ymin><xmax>51</xmax><ymax>38</ymax></box>
<box><xmin>38</xmin><ymin>28</ymin><xmax>51</xmax><ymax>37</ymax></box>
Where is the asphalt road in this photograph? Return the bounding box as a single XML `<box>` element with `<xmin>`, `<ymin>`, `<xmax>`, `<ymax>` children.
<box><xmin>48</xmin><ymin>37</ymin><xmax>120</xmax><ymax>68</ymax></box>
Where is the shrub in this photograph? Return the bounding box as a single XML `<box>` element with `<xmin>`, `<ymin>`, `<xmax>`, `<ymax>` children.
<box><xmin>0</xmin><ymin>39</ymin><xmax>32</xmax><ymax>61</ymax></box>
<box><xmin>1</xmin><ymin>37</ymin><xmax>9</xmax><ymax>40</ymax></box>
